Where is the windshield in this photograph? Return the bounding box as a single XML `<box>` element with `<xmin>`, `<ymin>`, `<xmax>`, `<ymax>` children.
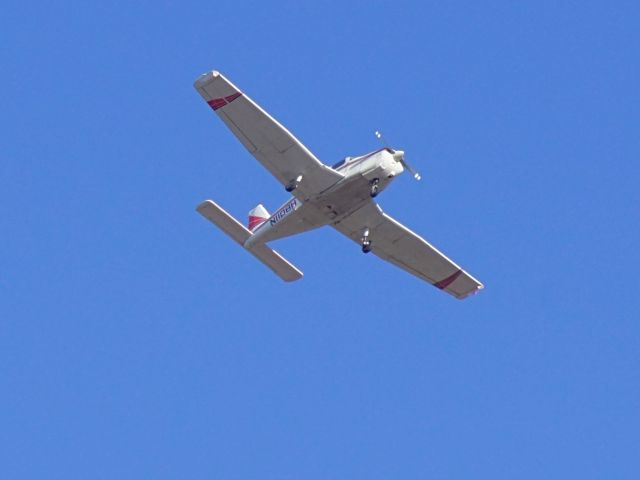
<box><xmin>332</xmin><ymin>159</ymin><xmax>346</xmax><ymax>169</ymax></box>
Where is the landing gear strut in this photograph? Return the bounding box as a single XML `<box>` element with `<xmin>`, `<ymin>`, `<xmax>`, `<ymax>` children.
<box><xmin>285</xmin><ymin>175</ymin><xmax>303</xmax><ymax>192</ymax></box>
<box><xmin>361</xmin><ymin>228</ymin><xmax>372</xmax><ymax>253</ymax></box>
<box><xmin>369</xmin><ymin>178</ymin><xmax>380</xmax><ymax>198</ymax></box>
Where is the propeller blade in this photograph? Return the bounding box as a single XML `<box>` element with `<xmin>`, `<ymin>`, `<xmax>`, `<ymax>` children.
<box><xmin>375</xmin><ymin>131</ymin><xmax>421</xmax><ymax>181</ymax></box>
<box><xmin>402</xmin><ymin>159</ymin><xmax>422</xmax><ymax>181</ymax></box>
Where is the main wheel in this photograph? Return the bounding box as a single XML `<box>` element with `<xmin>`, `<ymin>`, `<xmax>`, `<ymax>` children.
<box><xmin>362</xmin><ymin>242</ymin><xmax>372</xmax><ymax>253</ymax></box>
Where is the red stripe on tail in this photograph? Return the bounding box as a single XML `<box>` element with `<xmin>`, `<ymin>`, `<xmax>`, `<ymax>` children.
<box><xmin>248</xmin><ymin>215</ymin><xmax>267</xmax><ymax>231</ymax></box>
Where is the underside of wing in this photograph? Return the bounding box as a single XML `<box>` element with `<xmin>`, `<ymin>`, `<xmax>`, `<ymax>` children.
<box><xmin>194</xmin><ymin>71</ymin><xmax>343</xmax><ymax>199</ymax></box>
<box><xmin>332</xmin><ymin>202</ymin><xmax>483</xmax><ymax>299</ymax></box>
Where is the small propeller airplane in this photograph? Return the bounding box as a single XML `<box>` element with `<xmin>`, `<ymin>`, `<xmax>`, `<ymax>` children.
<box><xmin>194</xmin><ymin>71</ymin><xmax>483</xmax><ymax>299</ymax></box>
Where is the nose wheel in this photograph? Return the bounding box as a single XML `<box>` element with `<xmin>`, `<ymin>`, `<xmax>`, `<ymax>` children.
<box><xmin>361</xmin><ymin>228</ymin><xmax>372</xmax><ymax>253</ymax></box>
<box><xmin>369</xmin><ymin>178</ymin><xmax>380</xmax><ymax>198</ymax></box>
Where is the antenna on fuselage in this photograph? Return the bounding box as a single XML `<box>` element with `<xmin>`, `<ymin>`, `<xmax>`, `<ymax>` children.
<box><xmin>373</xmin><ymin>131</ymin><xmax>422</xmax><ymax>181</ymax></box>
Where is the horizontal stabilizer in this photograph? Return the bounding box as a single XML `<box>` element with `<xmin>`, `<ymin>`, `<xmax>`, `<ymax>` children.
<box><xmin>196</xmin><ymin>200</ymin><xmax>303</xmax><ymax>282</ymax></box>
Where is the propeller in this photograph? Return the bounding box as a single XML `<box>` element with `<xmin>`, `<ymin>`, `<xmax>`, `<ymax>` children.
<box><xmin>375</xmin><ymin>131</ymin><xmax>422</xmax><ymax>181</ymax></box>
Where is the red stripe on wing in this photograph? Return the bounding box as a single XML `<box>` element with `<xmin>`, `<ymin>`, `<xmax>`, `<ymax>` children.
<box><xmin>434</xmin><ymin>269</ymin><xmax>463</xmax><ymax>289</ymax></box>
<box><xmin>225</xmin><ymin>92</ymin><xmax>242</xmax><ymax>103</ymax></box>
<box><xmin>207</xmin><ymin>98</ymin><xmax>227</xmax><ymax>110</ymax></box>
<box><xmin>207</xmin><ymin>92</ymin><xmax>242</xmax><ymax>111</ymax></box>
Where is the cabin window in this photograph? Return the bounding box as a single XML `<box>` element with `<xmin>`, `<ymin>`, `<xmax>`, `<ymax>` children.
<box><xmin>332</xmin><ymin>157</ymin><xmax>350</xmax><ymax>169</ymax></box>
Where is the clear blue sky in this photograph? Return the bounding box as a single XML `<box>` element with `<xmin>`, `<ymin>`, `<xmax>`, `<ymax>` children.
<box><xmin>2</xmin><ymin>1</ymin><xmax>639</xmax><ymax>478</ymax></box>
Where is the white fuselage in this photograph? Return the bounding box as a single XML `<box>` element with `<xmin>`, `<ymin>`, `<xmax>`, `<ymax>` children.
<box><xmin>244</xmin><ymin>148</ymin><xmax>404</xmax><ymax>248</ymax></box>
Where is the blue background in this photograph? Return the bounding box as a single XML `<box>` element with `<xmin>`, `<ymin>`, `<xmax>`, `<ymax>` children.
<box><xmin>2</xmin><ymin>1</ymin><xmax>639</xmax><ymax>478</ymax></box>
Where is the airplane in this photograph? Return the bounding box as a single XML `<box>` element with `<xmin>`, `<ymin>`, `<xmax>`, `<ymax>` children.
<box><xmin>194</xmin><ymin>70</ymin><xmax>483</xmax><ymax>299</ymax></box>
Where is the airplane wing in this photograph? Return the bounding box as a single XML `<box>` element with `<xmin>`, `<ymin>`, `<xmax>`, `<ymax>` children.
<box><xmin>332</xmin><ymin>202</ymin><xmax>483</xmax><ymax>299</ymax></box>
<box><xmin>194</xmin><ymin>71</ymin><xmax>343</xmax><ymax>199</ymax></box>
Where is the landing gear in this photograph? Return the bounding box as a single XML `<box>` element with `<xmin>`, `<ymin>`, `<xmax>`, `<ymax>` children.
<box><xmin>285</xmin><ymin>175</ymin><xmax>303</xmax><ymax>192</ymax></box>
<box><xmin>361</xmin><ymin>228</ymin><xmax>372</xmax><ymax>253</ymax></box>
<box><xmin>369</xmin><ymin>178</ymin><xmax>380</xmax><ymax>198</ymax></box>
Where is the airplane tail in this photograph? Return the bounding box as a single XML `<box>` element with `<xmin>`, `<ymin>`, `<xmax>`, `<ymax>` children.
<box><xmin>196</xmin><ymin>200</ymin><xmax>303</xmax><ymax>282</ymax></box>
<box><xmin>248</xmin><ymin>204</ymin><xmax>269</xmax><ymax>231</ymax></box>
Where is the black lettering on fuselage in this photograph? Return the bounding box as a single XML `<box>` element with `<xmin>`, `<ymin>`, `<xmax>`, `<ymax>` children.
<box><xmin>269</xmin><ymin>199</ymin><xmax>297</xmax><ymax>226</ymax></box>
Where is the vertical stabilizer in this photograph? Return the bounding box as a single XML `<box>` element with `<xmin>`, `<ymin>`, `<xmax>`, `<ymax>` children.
<box><xmin>248</xmin><ymin>204</ymin><xmax>269</xmax><ymax>231</ymax></box>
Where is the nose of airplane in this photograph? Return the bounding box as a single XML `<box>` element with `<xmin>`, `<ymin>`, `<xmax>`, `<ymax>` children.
<box><xmin>392</xmin><ymin>149</ymin><xmax>421</xmax><ymax>181</ymax></box>
<box><xmin>392</xmin><ymin>150</ymin><xmax>405</xmax><ymax>162</ymax></box>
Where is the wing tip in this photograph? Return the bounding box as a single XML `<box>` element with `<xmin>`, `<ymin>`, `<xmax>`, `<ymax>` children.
<box><xmin>196</xmin><ymin>199</ymin><xmax>216</xmax><ymax>213</ymax></box>
<box><xmin>454</xmin><ymin>281</ymin><xmax>484</xmax><ymax>300</ymax></box>
<box><xmin>284</xmin><ymin>271</ymin><xmax>304</xmax><ymax>282</ymax></box>
<box><xmin>193</xmin><ymin>70</ymin><xmax>221</xmax><ymax>89</ymax></box>
<box><xmin>434</xmin><ymin>269</ymin><xmax>484</xmax><ymax>300</ymax></box>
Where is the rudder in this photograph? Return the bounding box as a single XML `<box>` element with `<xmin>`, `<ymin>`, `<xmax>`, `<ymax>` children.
<box><xmin>248</xmin><ymin>204</ymin><xmax>269</xmax><ymax>231</ymax></box>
